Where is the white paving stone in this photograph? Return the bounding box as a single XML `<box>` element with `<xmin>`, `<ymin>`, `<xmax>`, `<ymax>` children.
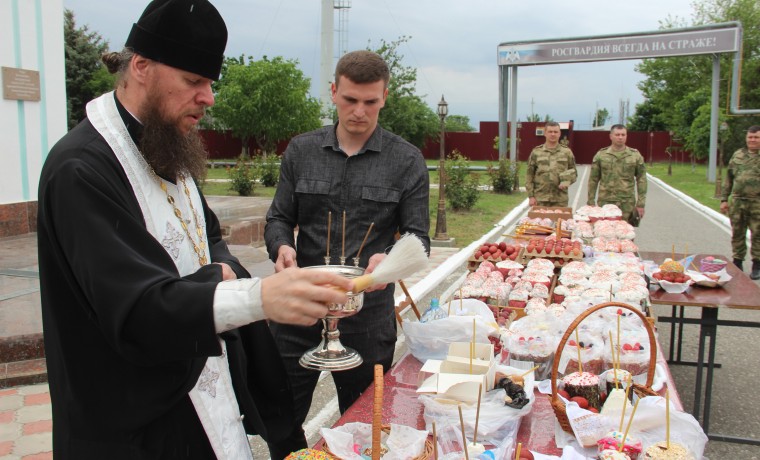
<box><xmin>17</xmin><ymin>383</ymin><xmax>49</xmax><ymax>396</ymax></box>
<box><xmin>0</xmin><ymin>454</ymin><xmax>22</xmax><ymax>460</ymax></box>
<box><xmin>0</xmin><ymin>395</ymin><xmax>22</xmax><ymax>412</ymax></box>
<box><xmin>0</xmin><ymin>421</ymin><xmax>21</xmax><ymax>442</ymax></box>
<box><xmin>16</xmin><ymin>404</ymin><xmax>52</xmax><ymax>424</ymax></box>
<box><xmin>13</xmin><ymin>432</ymin><xmax>51</xmax><ymax>456</ymax></box>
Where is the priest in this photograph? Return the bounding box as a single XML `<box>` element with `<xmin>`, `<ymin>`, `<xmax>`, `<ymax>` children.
<box><xmin>36</xmin><ymin>1</ymin><xmax>352</xmax><ymax>458</ymax></box>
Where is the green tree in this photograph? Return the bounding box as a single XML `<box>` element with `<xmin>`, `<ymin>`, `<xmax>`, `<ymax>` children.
<box><xmin>684</xmin><ymin>104</ymin><xmax>731</xmax><ymax>162</ymax></box>
<box><xmin>64</xmin><ymin>9</ymin><xmax>109</xmax><ymax>129</ymax></box>
<box><xmin>209</xmin><ymin>55</ymin><xmax>321</xmax><ymax>157</ymax></box>
<box><xmin>488</xmin><ymin>159</ymin><xmax>519</xmax><ymax>194</ymax></box>
<box><xmin>85</xmin><ymin>65</ymin><xmax>116</xmax><ymax>98</ymax></box>
<box><xmin>444</xmin><ymin>150</ymin><xmax>480</xmax><ymax>210</ymax></box>
<box><xmin>369</xmin><ymin>37</ymin><xmax>439</xmax><ymax>147</ymax></box>
<box><xmin>593</xmin><ymin>108</ymin><xmax>610</xmax><ymax>127</ymax></box>
<box><xmin>633</xmin><ymin>0</ymin><xmax>760</xmax><ymax>155</ymax></box>
<box><xmin>525</xmin><ymin>113</ymin><xmax>554</xmax><ymax>122</ymax></box>
<box><xmin>627</xmin><ymin>98</ymin><xmax>667</xmax><ymax>131</ymax></box>
<box><xmin>445</xmin><ymin>115</ymin><xmax>475</xmax><ymax>132</ymax></box>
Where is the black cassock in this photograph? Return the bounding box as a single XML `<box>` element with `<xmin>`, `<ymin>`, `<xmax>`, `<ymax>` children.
<box><xmin>37</xmin><ymin>105</ymin><xmax>293</xmax><ymax>459</ymax></box>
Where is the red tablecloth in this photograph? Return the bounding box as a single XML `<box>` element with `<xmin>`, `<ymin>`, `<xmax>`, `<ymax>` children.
<box><xmin>316</xmin><ymin>348</ymin><xmax>682</xmax><ymax>456</ymax></box>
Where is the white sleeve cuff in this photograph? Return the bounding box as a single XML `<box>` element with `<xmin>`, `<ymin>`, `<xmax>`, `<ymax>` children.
<box><xmin>212</xmin><ymin>278</ymin><xmax>266</xmax><ymax>333</ymax></box>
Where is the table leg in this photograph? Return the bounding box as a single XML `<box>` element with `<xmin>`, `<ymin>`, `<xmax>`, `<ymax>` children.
<box><xmin>693</xmin><ymin>312</ymin><xmax>706</xmax><ymax>421</ymax></box>
<box><xmin>701</xmin><ymin>308</ymin><xmax>718</xmax><ymax>433</ymax></box>
<box><xmin>661</xmin><ymin>307</ymin><xmax>722</xmax><ymax>368</ymax></box>
<box><xmin>668</xmin><ymin>305</ymin><xmax>677</xmax><ymax>362</ymax></box>
<box><xmin>708</xmin><ymin>434</ymin><xmax>760</xmax><ymax>446</ymax></box>
<box><xmin>676</xmin><ymin>305</ymin><xmax>685</xmax><ymax>362</ymax></box>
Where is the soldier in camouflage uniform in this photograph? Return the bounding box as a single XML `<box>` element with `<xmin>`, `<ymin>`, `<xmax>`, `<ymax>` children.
<box><xmin>526</xmin><ymin>121</ymin><xmax>577</xmax><ymax>207</ymax></box>
<box><xmin>720</xmin><ymin>125</ymin><xmax>760</xmax><ymax>279</ymax></box>
<box><xmin>587</xmin><ymin>124</ymin><xmax>647</xmax><ymax>226</ymax></box>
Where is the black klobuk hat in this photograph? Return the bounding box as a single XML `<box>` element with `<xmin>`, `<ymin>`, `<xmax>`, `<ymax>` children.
<box><xmin>125</xmin><ymin>0</ymin><xmax>227</xmax><ymax>80</ymax></box>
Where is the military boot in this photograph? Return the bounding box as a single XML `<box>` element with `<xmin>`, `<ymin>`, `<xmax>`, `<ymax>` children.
<box><xmin>734</xmin><ymin>258</ymin><xmax>744</xmax><ymax>272</ymax></box>
<box><xmin>751</xmin><ymin>260</ymin><xmax>760</xmax><ymax>280</ymax></box>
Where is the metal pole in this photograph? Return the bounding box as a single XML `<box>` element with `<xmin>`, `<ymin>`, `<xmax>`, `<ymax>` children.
<box><xmin>433</xmin><ymin>114</ymin><xmax>448</xmax><ymax>240</ymax></box>
<box><xmin>708</xmin><ymin>54</ymin><xmax>719</xmax><ymax>183</ymax></box>
<box><xmin>319</xmin><ymin>0</ymin><xmax>334</xmax><ymax>126</ymax></box>
<box><xmin>508</xmin><ymin>66</ymin><xmax>518</xmax><ymax>163</ymax></box>
<box><xmin>498</xmin><ymin>66</ymin><xmax>507</xmax><ymax>161</ymax></box>
<box><xmin>715</xmin><ymin>124</ymin><xmax>727</xmax><ymax>198</ymax></box>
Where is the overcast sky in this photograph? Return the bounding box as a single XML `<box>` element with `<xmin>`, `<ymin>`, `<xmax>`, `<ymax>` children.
<box><xmin>63</xmin><ymin>0</ymin><xmax>698</xmax><ymax>130</ymax></box>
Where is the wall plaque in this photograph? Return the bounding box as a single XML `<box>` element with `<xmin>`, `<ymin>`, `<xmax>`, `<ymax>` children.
<box><xmin>2</xmin><ymin>67</ymin><xmax>41</xmax><ymax>101</ymax></box>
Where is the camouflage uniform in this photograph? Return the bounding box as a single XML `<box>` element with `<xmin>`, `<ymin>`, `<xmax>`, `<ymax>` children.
<box><xmin>525</xmin><ymin>144</ymin><xmax>577</xmax><ymax>206</ymax></box>
<box><xmin>587</xmin><ymin>146</ymin><xmax>647</xmax><ymax>224</ymax></box>
<box><xmin>721</xmin><ymin>147</ymin><xmax>760</xmax><ymax>261</ymax></box>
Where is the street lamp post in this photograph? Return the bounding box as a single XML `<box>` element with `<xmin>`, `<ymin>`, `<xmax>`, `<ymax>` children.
<box><xmin>433</xmin><ymin>95</ymin><xmax>449</xmax><ymax>241</ymax></box>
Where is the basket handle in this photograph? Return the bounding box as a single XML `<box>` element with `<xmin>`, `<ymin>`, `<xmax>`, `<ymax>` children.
<box><xmin>549</xmin><ymin>302</ymin><xmax>657</xmax><ymax>398</ymax></box>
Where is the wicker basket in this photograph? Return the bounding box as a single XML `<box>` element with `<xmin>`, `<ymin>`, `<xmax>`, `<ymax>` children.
<box><xmin>323</xmin><ymin>365</ymin><xmax>434</xmax><ymax>459</ymax></box>
<box><xmin>550</xmin><ymin>302</ymin><xmax>659</xmax><ymax>433</ymax></box>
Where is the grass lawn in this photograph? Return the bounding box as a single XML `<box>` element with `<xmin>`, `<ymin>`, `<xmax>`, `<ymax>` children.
<box><xmin>646</xmin><ymin>162</ymin><xmax>725</xmax><ymax>213</ymax></box>
<box><xmin>427</xmin><ymin>159</ymin><xmax>528</xmax><ymax>245</ymax></box>
<box><xmin>429</xmin><ymin>190</ymin><xmax>527</xmax><ymax>245</ymax></box>
<box><xmin>200</xmin><ymin>168</ymin><xmax>276</xmax><ymax>198</ymax></box>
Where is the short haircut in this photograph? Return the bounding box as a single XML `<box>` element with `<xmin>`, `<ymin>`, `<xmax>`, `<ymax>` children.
<box><xmin>545</xmin><ymin>121</ymin><xmax>560</xmax><ymax>129</ymax></box>
<box><xmin>610</xmin><ymin>124</ymin><xmax>627</xmax><ymax>132</ymax></box>
<box><xmin>335</xmin><ymin>50</ymin><xmax>390</xmax><ymax>88</ymax></box>
<box><xmin>748</xmin><ymin>125</ymin><xmax>760</xmax><ymax>133</ymax></box>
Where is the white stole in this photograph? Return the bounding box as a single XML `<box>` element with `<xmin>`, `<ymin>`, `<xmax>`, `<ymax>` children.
<box><xmin>86</xmin><ymin>92</ymin><xmax>252</xmax><ymax>460</ymax></box>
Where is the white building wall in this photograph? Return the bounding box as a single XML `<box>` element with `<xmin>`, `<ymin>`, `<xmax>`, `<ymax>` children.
<box><xmin>1</xmin><ymin>0</ymin><xmax>67</xmax><ymax>205</ymax></box>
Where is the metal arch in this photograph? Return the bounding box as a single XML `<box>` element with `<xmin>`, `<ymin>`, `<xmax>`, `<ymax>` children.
<box><xmin>496</xmin><ymin>21</ymin><xmax>757</xmax><ymax>183</ymax></box>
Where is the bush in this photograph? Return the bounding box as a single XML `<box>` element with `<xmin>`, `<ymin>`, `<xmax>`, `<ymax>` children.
<box><xmin>228</xmin><ymin>157</ymin><xmax>255</xmax><ymax>196</ymax></box>
<box><xmin>488</xmin><ymin>159</ymin><xmax>519</xmax><ymax>194</ymax></box>
<box><xmin>444</xmin><ymin>150</ymin><xmax>480</xmax><ymax>211</ymax></box>
<box><xmin>256</xmin><ymin>153</ymin><xmax>280</xmax><ymax>187</ymax></box>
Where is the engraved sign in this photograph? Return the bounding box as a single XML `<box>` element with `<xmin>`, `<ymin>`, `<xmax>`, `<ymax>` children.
<box><xmin>498</xmin><ymin>25</ymin><xmax>740</xmax><ymax>66</ymax></box>
<box><xmin>2</xmin><ymin>67</ymin><xmax>41</xmax><ymax>101</ymax></box>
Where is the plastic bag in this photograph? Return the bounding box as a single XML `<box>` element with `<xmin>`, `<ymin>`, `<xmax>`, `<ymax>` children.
<box><xmin>421</xmin><ymin>386</ymin><xmax>531</xmax><ymax>447</ymax></box>
<box><xmin>602</xmin><ymin>325</ymin><xmax>652</xmax><ymax>380</ymax></box>
<box><xmin>432</xmin><ymin>423</ymin><xmax>515</xmax><ymax>460</ymax></box>
<box><xmin>320</xmin><ymin>422</ymin><xmax>428</xmax><ymax>460</ymax></box>
<box><xmin>556</xmin><ymin>331</ymin><xmax>605</xmax><ymax>377</ymax></box>
<box><xmin>506</xmin><ymin>313</ymin><xmax>559</xmax><ymax>380</ymax></box>
<box><xmin>627</xmin><ymin>396</ymin><xmax>707</xmax><ymax>459</ymax></box>
<box><xmin>448</xmin><ymin>298</ymin><xmax>497</xmax><ymax>323</ymax></box>
<box><xmin>421</xmin><ymin>298</ymin><xmax>448</xmax><ymax>323</ymax></box>
<box><xmin>403</xmin><ymin>316</ymin><xmax>493</xmax><ymax>362</ymax></box>
<box><xmin>563</xmin><ymin>395</ymin><xmax>707</xmax><ymax>458</ymax></box>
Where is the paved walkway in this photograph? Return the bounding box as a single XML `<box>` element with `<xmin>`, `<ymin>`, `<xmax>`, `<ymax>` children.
<box><xmin>0</xmin><ymin>385</ymin><xmax>50</xmax><ymax>460</ymax></box>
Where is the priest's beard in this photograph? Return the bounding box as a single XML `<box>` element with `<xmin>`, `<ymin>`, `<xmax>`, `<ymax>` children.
<box><xmin>139</xmin><ymin>91</ymin><xmax>208</xmax><ymax>182</ymax></box>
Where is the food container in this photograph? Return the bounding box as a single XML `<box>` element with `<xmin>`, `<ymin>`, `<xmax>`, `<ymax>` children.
<box><xmin>527</xmin><ymin>206</ymin><xmax>573</xmax><ymax>222</ymax></box>
<box><xmin>699</xmin><ymin>257</ymin><xmax>728</xmax><ymax>273</ymax></box>
<box><xmin>658</xmin><ymin>279</ymin><xmax>692</xmax><ymax>294</ymax></box>
<box><xmin>685</xmin><ymin>269</ymin><xmax>732</xmax><ymax>288</ymax></box>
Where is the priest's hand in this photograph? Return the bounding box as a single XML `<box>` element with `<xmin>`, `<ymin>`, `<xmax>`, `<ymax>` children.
<box><xmin>261</xmin><ymin>267</ymin><xmax>353</xmax><ymax>326</ymax></box>
<box><xmin>214</xmin><ymin>262</ymin><xmax>237</xmax><ymax>280</ymax></box>
<box><xmin>275</xmin><ymin>245</ymin><xmax>298</xmax><ymax>272</ymax></box>
<box><xmin>364</xmin><ymin>252</ymin><xmax>388</xmax><ymax>293</ymax></box>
